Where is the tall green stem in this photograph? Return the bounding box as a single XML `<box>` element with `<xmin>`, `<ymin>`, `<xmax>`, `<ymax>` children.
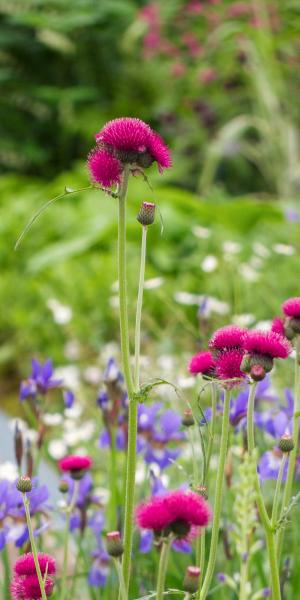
<box><xmin>114</xmin><ymin>559</ymin><xmax>128</xmax><ymax>600</ymax></box>
<box><xmin>199</xmin><ymin>388</ymin><xmax>231</xmax><ymax>600</ymax></box>
<box><xmin>239</xmin><ymin>559</ymin><xmax>249</xmax><ymax>600</ymax></box>
<box><xmin>156</xmin><ymin>538</ymin><xmax>172</xmax><ymax>600</ymax></box>
<box><xmin>247</xmin><ymin>382</ymin><xmax>281</xmax><ymax>600</ymax></box>
<box><xmin>60</xmin><ymin>481</ymin><xmax>79</xmax><ymax>600</ymax></box>
<box><xmin>117</xmin><ymin>167</ymin><xmax>137</xmax><ymax>594</ymax></box>
<box><xmin>1</xmin><ymin>545</ymin><xmax>10</xmax><ymax>600</ymax></box>
<box><xmin>134</xmin><ymin>225</ymin><xmax>147</xmax><ymax>389</ymax></box>
<box><xmin>271</xmin><ymin>455</ymin><xmax>287</xmax><ymax>528</ymax></box>
<box><xmin>277</xmin><ymin>336</ymin><xmax>300</xmax><ymax>559</ymax></box>
<box><xmin>22</xmin><ymin>493</ymin><xmax>47</xmax><ymax>600</ymax></box>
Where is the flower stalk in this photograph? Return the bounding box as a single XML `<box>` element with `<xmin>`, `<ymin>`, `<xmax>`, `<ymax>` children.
<box><xmin>22</xmin><ymin>493</ymin><xmax>48</xmax><ymax>600</ymax></box>
<box><xmin>156</xmin><ymin>537</ymin><xmax>172</xmax><ymax>600</ymax></box>
<box><xmin>199</xmin><ymin>388</ymin><xmax>231</xmax><ymax>600</ymax></box>
<box><xmin>277</xmin><ymin>336</ymin><xmax>300</xmax><ymax>558</ymax></box>
<box><xmin>134</xmin><ymin>224</ymin><xmax>147</xmax><ymax>389</ymax></box>
<box><xmin>117</xmin><ymin>166</ymin><xmax>138</xmax><ymax>594</ymax></box>
<box><xmin>246</xmin><ymin>382</ymin><xmax>281</xmax><ymax>600</ymax></box>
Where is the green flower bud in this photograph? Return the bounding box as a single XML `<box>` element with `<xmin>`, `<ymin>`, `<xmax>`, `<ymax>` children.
<box><xmin>16</xmin><ymin>476</ymin><xmax>32</xmax><ymax>493</ymax></box>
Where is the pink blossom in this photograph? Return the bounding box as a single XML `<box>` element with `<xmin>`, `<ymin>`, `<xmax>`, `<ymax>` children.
<box><xmin>11</xmin><ymin>575</ymin><xmax>54</xmax><ymax>600</ymax></box>
<box><xmin>170</xmin><ymin>61</ymin><xmax>187</xmax><ymax>78</ymax></box>
<box><xmin>243</xmin><ymin>330</ymin><xmax>291</xmax><ymax>359</ymax></box>
<box><xmin>136</xmin><ymin>490</ymin><xmax>211</xmax><ymax>533</ymax></box>
<box><xmin>282</xmin><ymin>297</ymin><xmax>300</xmax><ymax>318</ymax></box>
<box><xmin>271</xmin><ymin>317</ymin><xmax>285</xmax><ymax>337</ymax></box>
<box><xmin>59</xmin><ymin>455</ymin><xmax>92</xmax><ymax>472</ymax></box>
<box><xmin>209</xmin><ymin>325</ymin><xmax>246</xmax><ymax>352</ymax></box>
<box><xmin>87</xmin><ymin>149</ymin><xmax>121</xmax><ymax>187</ymax></box>
<box><xmin>215</xmin><ymin>349</ymin><xmax>246</xmax><ymax>386</ymax></box>
<box><xmin>188</xmin><ymin>351</ymin><xmax>215</xmax><ymax>375</ymax></box>
<box><xmin>14</xmin><ymin>553</ymin><xmax>56</xmax><ymax>576</ymax></box>
<box><xmin>92</xmin><ymin>117</ymin><xmax>171</xmax><ymax>176</ymax></box>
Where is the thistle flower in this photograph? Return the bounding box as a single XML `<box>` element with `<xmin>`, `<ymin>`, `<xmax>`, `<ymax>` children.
<box><xmin>11</xmin><ymin>553</ymin><xmax>56</xmax><ymax>600</ymax></box>
<box><xmin>271</xmin><ymin>317</ymin><xmax>285</xmax><ymax>337</ymax></box>
<box><xmin>243</xmin><ymin>330</ymin><xmax>291</xmax><ymax>360</ymax></box>
<box><xmin>14</xmin><ymin>553</ymin><xmax>56</xmax><ymax>576</ymax></box>
<box><xmin>188</xmin><ymin>351</ymin><xmax>216</xmax><ymax>376</ymax></box>
<box><xmin>87</xmin><ymin>149</ymin><xmax>122</xmax><ymax>188</ymax></box>
<box><xmin>215</xmin><ymin>349</ymin><xmax>246</xmax><ymax>387</ymax></box>
<box><xmin>11</xmin><ymin>575</ymin><xmax>54</xmax><ymax>599</ymax></box>
<box><xmin>88</xmin><ymin>117</ymin><xmax>171</xmax><ymax>188</ymax></box>
<box><xmin>59</xmin><ymin>455</ymin><xmax>92</xmax><ymax>479</ymax></box>
<box><xmin>209</xmin><ymin>325</ymin><xmax>246</xmax><ymax>355</ymax></box>
<box><xmin>135</xmin><ymin>490</ymin><xmax>211</xmax><ymax>537</ymax></box>
<box><xmin>282</xmin><ymin>297</ymin><xmax>300</xmax><ymax>318</ymax></box>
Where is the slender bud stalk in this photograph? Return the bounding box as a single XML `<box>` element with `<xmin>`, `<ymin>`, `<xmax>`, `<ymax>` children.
<box><xmin>22</xmin><ymin>493</ymin><xmax>47</xmax><ymax>600</ymax></box>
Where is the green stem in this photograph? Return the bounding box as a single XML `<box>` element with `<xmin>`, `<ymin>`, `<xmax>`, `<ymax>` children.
<box><xmin>60</xmin><ymin>480</ymin><xmax>79</xmax><ymax>600</ymax></box>
<box><xmin>239</xmin><ymin>559</ymin><xmax>249</xmax><ymax>600</ymax></box>
<box><xmin>114</xmin><ymin>559</ymin><xmax>128</xmax><ymax>600</ymax></box>
<box><xmin>271</xmin><ymin>455</ymin><xmax>287</xmax><ymax>528</ymax></box>
<box><xmin>156</xmin><ymin>538</ymin><xmax>172</xmax><ymax>600</ymax></box>
<box><xmin>108</xmin><ymin>428</ymin><xmax>119</xmax><ymax>530</ymax></box>
<box><xmin>134</xmin><ymin>225</ymin><xmax>147</xmax><ymax>390</ymax></box>
<box><xmin>199</xmin><ymin>388</ymin><xmax>231</xmax><ymax>600</ymax></box>
<box><xmin>205</xmin><ymin>382</ymin><xmax>217</xmax><ymax>479</ymax></box>
<box><xmin>1</xmin><ymin>545</ymin><xmax>10</xmax><ymax>600</ymax></box>
<box><xmin>277</xmin><ymin>336</ymin><xmax>300</xmax><ymax>559</ymax></box>
<box><xmin>184</xmin><ymin>594</ymin><xmax>191</xmax><ymax>600</ymax></box>
<box><xmin>22</xmin><ymin>493</ymin><xmax>47</xmax><ymax>600</ymax></box>
<box><xmin>117</xmin><ymin>167</ymin><xmax>137</xmax><ymax>594</ymax></box>
<box><xmin>246</xmin><ymin>382</ymin><xmax>281</xmax><ymax>600</ymax></box>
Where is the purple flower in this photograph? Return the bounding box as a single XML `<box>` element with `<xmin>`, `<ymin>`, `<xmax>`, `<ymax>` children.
<box><xmin>88</xmin><ymin>550</ymin><xmax>109</xmax><ymax>587</ymax></box>
<box><xmin>0</xmin><ymin>479</ymin><xmax>50</xmax><ymax>550</ymax></box>
<box><xmin>19</xmin><ymin>359</ymin><xmax>63</xmax><ymax>401</ymax></box>
<box><xmin>63</xmin><ymin>390</ymin><xmax>75</xmax><ymax>409</ymax></box>
<box><xmin>258</xmin><ymin>450</ymin><xmax>289</xmax><ymax>481</ymax></box>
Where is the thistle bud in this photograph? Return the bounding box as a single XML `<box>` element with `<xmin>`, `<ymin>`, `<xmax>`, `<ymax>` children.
<box><xmin>181</xmin><ymin>409</ymin><xmax>194</xmax><ymax>427</ymax></box>
<box><xmin>183</xmin><ymin>566</ymin><xmax>201</xmax><ymax>594</ymax></box>
<box><xmin>279</xmin><ymin>433</ymin><xmax>294</xmax><ymax>453</ymax></box>
<box><xmin>106</xmin><ymin>531</ymin><xmax>124</xmax><ymax>557</ymax></box>
<box><xmin>59</xmin><ymin>480</ymin><xmax>69</xmax><ymax>494</ymax></box>
<box><xmin>137</xmin><ymin>202</ymin><xmax>156</xmax><ymax>226</ymax></box>
<box><xmin>17</xmin><ymin>476</ymin><xmax>32</xmax><ymax>493</ymax></box>
<box><xmin>250</xmin><ymin>364</ymin><xmax>266</xmax><ymax>382</ymax></box>
<box><xmin>14</xmin><ymin>421</ymin><xmax>23</xmax><ymax>469</ymax></box>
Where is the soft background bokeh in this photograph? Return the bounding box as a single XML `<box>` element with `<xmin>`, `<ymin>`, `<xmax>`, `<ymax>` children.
<box><xmin>1</xmin><ymin>1</ymin><xmax>300</xmax><ymax>401</ymax></box>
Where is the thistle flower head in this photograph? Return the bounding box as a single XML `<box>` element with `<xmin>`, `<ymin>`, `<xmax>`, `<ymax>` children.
<box><xmin>209</xmin><ymin>325</ymin><xmax>246</xmax><ymax>353</ymax></box>
<box><xmin>11</xmin><ymin>574</ymin><xmax>54</xmax><ymax>599</ymax></box>
<box><xmin>271</xmin><ymin>317</ymin><xmax>285</xmax><ymax>337</ymax></box>
<box><xmin>87</xmin><ymin>149</ymin><xmax>121</xmax><ymax>187</ymax></box>
<box><xmin>59</xmin><ymin>455</ymin><xmax>92</xmax><ymax>477</ymax></box>
<box><xmin>135</xmin><ymin>490</ymin><xmax>211</xmax><ymax>535</ymax></box>
<box><xmin>215</xmin><ymin>349</ymin><xmax>246</xmax><ymax>387</ymax></box>
<box><xmin>14</xmin><ymin>553</ymin><xmax>56</xmax><ymax>576</ymax></box>
<box><xmin>282</xmin><ymin>297</ymin><xmax>300</xmax><ymax>318</ymax></box>
<box><xmin>90</xmin><ymin>117</ymin><xmax>171</xmax><ymax>184</ymax></box>
<box><xmin>243</xmin><ymin>330</ymin><xmax>291</xmax><ymax>359</ymax></box>
<box><xmin>188</xmin><ymin>351</ymin><xmax>216</xmax><ymax>376</ymax></box>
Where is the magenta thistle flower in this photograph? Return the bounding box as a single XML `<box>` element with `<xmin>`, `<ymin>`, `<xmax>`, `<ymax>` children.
<box><xmin>282</xmin><ymin>297</ymin><xmax>300</xmax><ymax>318</ymax></box>
<box><xmin>136</xmin><ymin>490</ymin><xmax>211</xmax><ymax>536</ymax></box>
<box><xmin>209</xmin><ymin>325</ymin><xmax>246</xmax><ymax>354</ymax></box>
<box><xmin>87</xmin><ymin>149</ymin><xmax>121</xmax><ymax>187</ymax></box>
<box><xmin>11</xmin><ymin>575</ymin><xmax>54</xmax><ymax>600</ymax></box>
<box><xmin>215</xmin><ymin>349</ymin><xmax>246</xmax><ymax>387</ymax></box>
<box><xmin>88</xmin><ymin>117</ymin><xmax>171</xmax><ymax>187</ymax></box>
<box><xmin>59</xmin><ymin>455</ymin><xmax>92</xmax><ymax>473</ymax></box>
<box><xmin>188</xmin><ymin>351</ymin><xmax>216</xmax><ymax>376</ymax></box>
<box><xmin>271</xmin><ymin>317</ymin><xmax>285</xmax><ymax>337</ymax></box>
<box><xmin>14</xmin><ymin>553</ymin><xmax>56</xmax><ymax>576</ymax></box>
<box><xmin>243</xmin><ymin>330</ymin><xmax>291</xmax><ymax>360</ymax></box>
